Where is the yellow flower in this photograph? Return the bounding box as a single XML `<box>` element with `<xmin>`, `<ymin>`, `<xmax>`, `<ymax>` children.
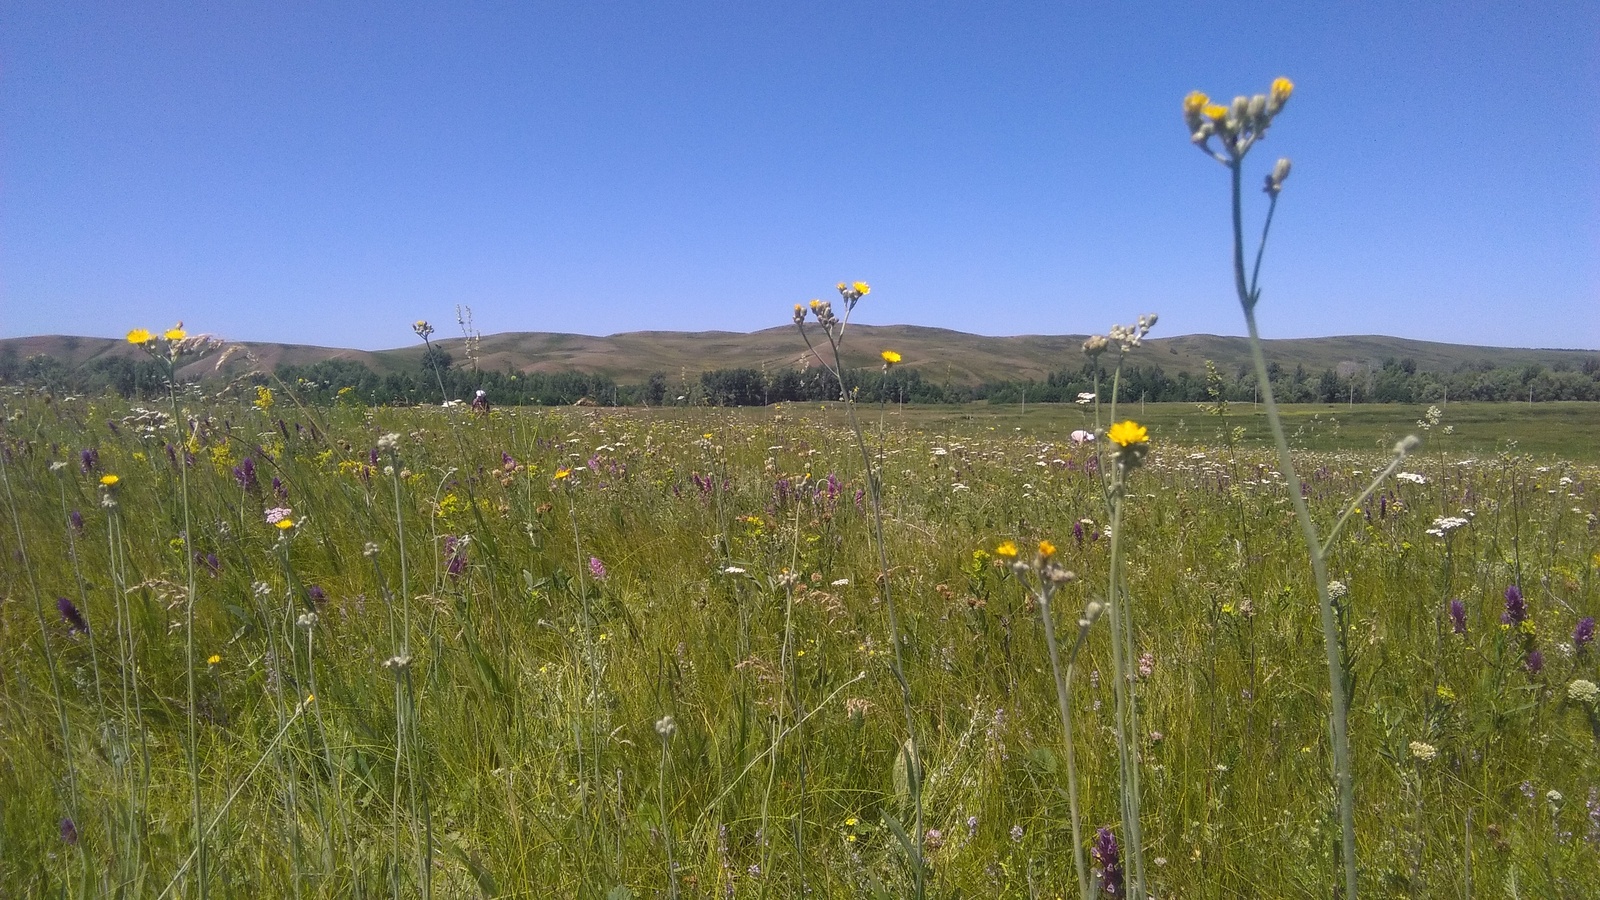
<box><xmin>275</xmin><ymin>518</ymin><xmax>296</xmax><ymax>530</ymax></box>
<box><xmin>1202</xmin><ymin>104</ymin><xmax>1229</xmax><ymax>123</ymax></box>
<box><xmin>1182</xmin><ymin>90</ymin><xmax>1209</xmax><ymax>116</ymax></box>
<box><xmin>995</xmin><ymin>540</ymin><xmax>1018</xmax><ymax>558</ymax></box>
<box><xmin>1270</xmin><ymin>77</ymin><xmax>1294</xmax><ymax>106</ymax></box>
<box><xmin>1107</xmin><ymin>420</ymin><xmax>1150</xmax><ymax>447</ymax></box>
<box><xmin>126</xmin><ymin>328</ymin><xmax>153</xmax><ymax>345</ymax></box>
<box><xmin>852</xmin><ymin>281</ymin><xmax>870</xmax><ymax>295</ymax></box>
<box><xmin>164</xmin><ymin>324</ymin><xmax>187</xmax><ymax>341</ymax></box>
<box><xmin>305</xmin><ymin>693</ymin><xmax>315</xmax><ymax>704</ymax></box>
<box><xmin>554</xmin><ymin>467</ymin><xmax>572</xmax><ymax>480</ymax></box>
<box><xmin>99</xmin><ymin>474</ymin><xmax>120</xmax><ymax>487</ymax></box>
<box><xmin>207</xmin><ymin>654</ymin><xmax>222</xmax><ymax>666</ymax></box>
<box><xmin>1038</xmin><ymin>539</ymin><xmax>1056</xmax><ymax>558</ymax></box>
<box><xmin>808</xmin><ymin>298</ymin><xmax>822</xmax><ymax>310</ymax></box>
<box><xmin>880</xmin><ymin>349</ymin><xmax>902</xmax><ymax>365</ymax></box>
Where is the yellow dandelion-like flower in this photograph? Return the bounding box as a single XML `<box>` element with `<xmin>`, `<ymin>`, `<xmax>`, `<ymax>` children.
<box><xmin>1107</xmin><ymin>420</ymin><xmax>1150</xmax><ymax>447</ymax></box>
<box><xmin>1270</xmin><ymin>77</ymin><xmax>1294</xmax><ymax>105</ymax></box>
<box><xmin>275</xmin><ymin>518</ymin><xmax>296</xmax><ymax>530</ymax></box>
<box><xmin>554</xmin><ymin>467</ymin><xmax>572</xmax><ymax>480</ymax></box>
<box><xmin>809</xmin><ymin>298</ymin><xmax>823</xmax><ymax>310</ymax></box>
<box><xmin>1038</xmin><ymin>539</ymin><xmax>1056</xmax><ymax>558</ymax></box>
<box><xmin>1202</xmin><ymin>104</ymin><xmax>1229</xmax><ymax>123</ymax></box>
<box><xmin>995</xmin><ymin>540</ymin><xmax>1018</xmax><ymax>558</ymax></box>
<box><xmin>164</xmin><ymin>324</ymin><xmax>187</xmax><ymax>341</ymax></box>
<box><xmin>1182</xmin><ymin>90</ymin><xmax>1209</xmax><ymax>115</ymax></box>
<box><xmin>207</xmin><ymin>654</ymin><xmax>222</xmax><ymax>666</ymax></box>
<box><xmin>880</xmin><ymin>349</ymin><xmax>902</xmax><ymax>365</ymax></box>
<box><xmin>126</xmin><ymin>328</ymin><xmax>153</xmax><ymax>345</ymax></box>
<box><xmin>305</xmin><ymin>693</ymin><xmax>315</xmax><ymax>704</ymax></box>
<box><xmin>852</xmin><ymin>281</ymin><xmax>870</xmax><ymax>295</ymax></box>
<box><xmin>99</xmin><ymin>474</ymin><xmax>120</xmax><ymax>487</ymax></box>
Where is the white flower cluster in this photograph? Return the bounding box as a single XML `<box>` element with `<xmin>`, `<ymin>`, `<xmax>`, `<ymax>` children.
<box><xmin>1425</xmin><ymin>516</ymin><xmax>1470</xmax><ymax>539</ymax></box>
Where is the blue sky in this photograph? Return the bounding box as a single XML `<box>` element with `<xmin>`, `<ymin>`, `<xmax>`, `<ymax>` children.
<box><xmin>3</xmin><ymin>1</ymin><xmax>1596</xmax><ymax>351</ymax></box>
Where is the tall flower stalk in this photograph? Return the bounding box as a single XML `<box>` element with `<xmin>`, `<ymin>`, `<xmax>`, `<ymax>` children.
<box><xmin>129</xmin><ymin>323</ymin><xmax>218</xmax><ymax>897</ymax></box>
<box><xmin>794</xmin><ymin>282</ymin><xmax>926</xmax><ymax>897</ymax></box>
<box><xmin>1183</xmin><ymin>78</ymin><xmax>1417</xmax><ymax>898</ymax></box>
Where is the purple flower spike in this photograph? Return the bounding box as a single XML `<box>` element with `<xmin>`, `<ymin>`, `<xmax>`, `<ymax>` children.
<box><xmin>1502</xmin><ymin>585</ymin><xmax>1527</xmax><ymax>626</ymax></box>
<box><xmin>1091</xmin><ymin>826</ymin><xmax>1123</xmax><ymax>896</ymax></box>
<box><xmin>1575</xmin><ymin>617</ymin><xmax>1595</xmax><ymax>651</ymax></box>
<box><xmin>589</xmin><ymin>556</ymin><xmax>608</xmax><ymax>582</ymax></box>
<box><xmin>69</xmin><ymin>510</ymin><xmax>84</xmax><ymax>533</ymax></box>
<box><xmin>307</xmin><ymin>585</ymin><xmax>327</xmax><ymax>605</ymax></box>
<box><xmin>57</xmin><ymin>596</ymin><xmax>88</xmax><ymax>635</ymax></box>
<box><xmin>1525</xmin><ymin>648</ymin><xmax>1544</xmax><ymax>675</ymax></box>
<box><xmin>1448</xmin><ymin>599</ymin><xmax>1467</xmax><ymax>635</ymax></box>
<box><xmin>60</xmin><ymin>818</ymin><xmax>78</xmax><ymax>846</ymax></box>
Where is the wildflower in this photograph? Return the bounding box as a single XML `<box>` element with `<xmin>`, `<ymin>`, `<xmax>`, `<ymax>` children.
<box><xmin>1107</xmin><ymin>420</ymin><xmax>1149</xmax><ymax>447</ymax></box>
<box><xmin>924</xmin><ymin>828</ymin><xmax>944</xmax><ymax>852</ymax></box>
<box><xmin>1568</xmin><ymin>679</ymin><xmax>1599</xmax><ymax>705</ymax></box>
<box><xmin>57</xmin><ymin>596</ymin><xmax>88</xmax><ymax>634</ymax></box>
<box><xmin>1449</xmin><ymin>599</ymin><xmax>1467</xmax><ymax>635</ymax></box>
<box><xmin>126</xmin><ymin>328</ymin><xmax>153</xmax><ymax>345</ymax></box>
<box><xmin>880</xmin><ymin>349</ymin><xmax>902</xmax><ymax>366</ymax></box>
<box><xmin>207</xmin><ymin>654</ymin><xmax>221</xmax><ymax>666</ymax></box>
<box><xmin>655</xmin><ymin>715</ymin><xmax>677</xmax><ymax>739</ymax></box>
<box><xmin>589</xmin><ymin>556</ymin><xmax>608</xmax><ymax>582</ymax></box>
<box><xmin>264</xmin><ymin>507</ymin><xmax>292</xmax><ymax>524</ymax></box>
<box><xmin>1502</xmin><ymin>584</ymin><xmax>1528</xmax><ymax>627</ymax></box>
<box><xmin>412</xmin><ymin>320</ymin><xmax>434</xmax><ymax>339</ymax></box>
<box><xmin>99</xmin><ymin>474</ymin><xmax>120</xmax><ymax>487</ymax></box>
<box><xmin>995</xmin><ymin>540</ymin><xmax>1018</xmax><ymax>559</ymax></box>
<box><xmin>1426</xmin><ymin>515</ymin><xmax>1470</xmax><ymax>539</ymax></box>
<box><xmin>275</xmin><ymin>518</ymin><xmax>296</xmax><ymax>531</ymax></box>
<box><xmin>1435</xmin><ymin>684</ymin><xmax>1456</xmax><ymax>703</ymax></box>
<box><xmin>1395</xmin><ymin>472</ymin><xmax>1427</xmax><ymax>484</ymax></box>
<box><xmin>69</xmin><ymin>510</ymin><xmax>84</xmax><ymax>532</ymax></box>
<box><xmin>1327</xmin><ymin>580</ymin><xmax>1348</xmax><ymax>601</ymax></box>
<box><xmin>554</xmin><ymin>467</ymin><xmax>572</xmax><ymax>480</ymax></box>
<box><xmin>1091</xmin><ymin>827</ymin><xmax>1123</xmax><ymax>897</ymax></box>
<box><xmin>60</xmin><ymin>818</ymin><xmax>78</xmax><ymax>846</ymax></box>
<box><xmin>1010</xmin><ymin>824</ymin><xmax>1024</xmax><ymax>843</ymax></box>
<box><xmin>1268</xmin><ymin>76</ymin><xmax>1293</xmax><ymax>111</ymax></box>
<box><xmin>1525</xmin><ymin>649</ymin><xmax>1545</xmax><ymax>675</ymax></box>
<box><xmin>164</xmin><ymin>325</ymin><xmax>186</xmax><ymax>341</ymax></box>
<box><xmin>1409</xmin><ymin>741</ymin><xmax>1438</xmax><ymax>762</ymax></box>
<box><xmin>1075</xmin><ymin>392</ymin><xmax>1096</xmax><ymax>405</ymax></box>
<box><xmin>1037</xmin><ymin>539</ymin><xmax>1056</xmax><ymax>558</ymax></box>
<box><xmin>1576</xmin><ymin>617</ymin><xmax>1595</xmax><ymax>651</ymax></box>
<box><xmin>852</xmin><ymin>281</ymin><xmax>869</xmax><ymax>295</ymax></box>
<box><xmin>296</xmin><ymin>611</ymin><xmax>318</xmax><ymax>629</ymax></box>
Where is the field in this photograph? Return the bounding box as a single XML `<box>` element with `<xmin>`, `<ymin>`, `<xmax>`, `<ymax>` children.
<box><xmin>2</xmin><ymin>388</ymin><xmax>1597</xmax><ymax>898</ymax></box>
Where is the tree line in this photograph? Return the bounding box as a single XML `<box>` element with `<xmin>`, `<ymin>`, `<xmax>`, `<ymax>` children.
<box><xmin>3</xmin><ymin>345</ymin><xmax>1598</xmax><ymax>406</ymax></box>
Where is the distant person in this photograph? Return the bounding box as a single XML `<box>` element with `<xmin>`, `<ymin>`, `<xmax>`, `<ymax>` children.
<box><xmin>471</xmin><ymin>389</ymin><xmax>490</xmax><ymax>415</ymax></box>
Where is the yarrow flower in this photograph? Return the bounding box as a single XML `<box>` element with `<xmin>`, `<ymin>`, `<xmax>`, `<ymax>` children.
<box><xmin>1426</xmin><ymin>515</ymin><xmax>1470</xmax><ymax>539</ymax></box>
<box><xmin>1568</xmin><ymin>679</ymin><xmax>1599</xmax><ymax>705</ymax></box>
<box><xmin>265</xmin><ymin>507</ymin><xmax>293</xmax><ymax>525</ymax></box>
<box><xmin>1409</xmin><ymin>741</ymin><xmax>1438</xmax><ymax>762</ymax></box>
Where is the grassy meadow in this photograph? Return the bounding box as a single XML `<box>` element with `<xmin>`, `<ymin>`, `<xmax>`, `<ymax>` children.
<box><xmin>2</xmin><ymin>387</ymin><xmax>1598</xmax><ymax>897</ymax></box>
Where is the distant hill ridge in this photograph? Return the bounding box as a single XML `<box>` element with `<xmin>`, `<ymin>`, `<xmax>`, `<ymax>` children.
<box><xmin>3</xmin><ymin>327</ymin><xmax>1595</xmax><ymax>386</ymax></box>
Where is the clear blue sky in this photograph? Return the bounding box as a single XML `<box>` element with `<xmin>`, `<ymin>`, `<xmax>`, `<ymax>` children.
<box><xmin>3</xmin><ymin>1</ymin><xmax>1596</xmax><ymax>351</ymax></box>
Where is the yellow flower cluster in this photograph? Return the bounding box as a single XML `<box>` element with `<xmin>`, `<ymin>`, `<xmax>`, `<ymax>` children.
<box><xmin>1183</xmin><ymin>77</ymin><xmax>1293</xmax><ymax>163</ymax></box>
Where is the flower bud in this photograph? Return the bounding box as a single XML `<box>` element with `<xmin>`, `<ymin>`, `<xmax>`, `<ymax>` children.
<box><xmin>1264</xmin><ymin>157</ymin><xmax>1292</xmax><ymax>196</ymax></box>
<box><xmin>1248</xmin><ymin>94</ymin><xmax>1267</xmax><ymax>123</ymax></box>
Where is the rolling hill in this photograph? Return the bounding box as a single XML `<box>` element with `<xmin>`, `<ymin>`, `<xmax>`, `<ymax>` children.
<box><xmin>3</xmin><ymin>327</ymin><xmax>1595</xmax><ymax>386</ymax></box>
